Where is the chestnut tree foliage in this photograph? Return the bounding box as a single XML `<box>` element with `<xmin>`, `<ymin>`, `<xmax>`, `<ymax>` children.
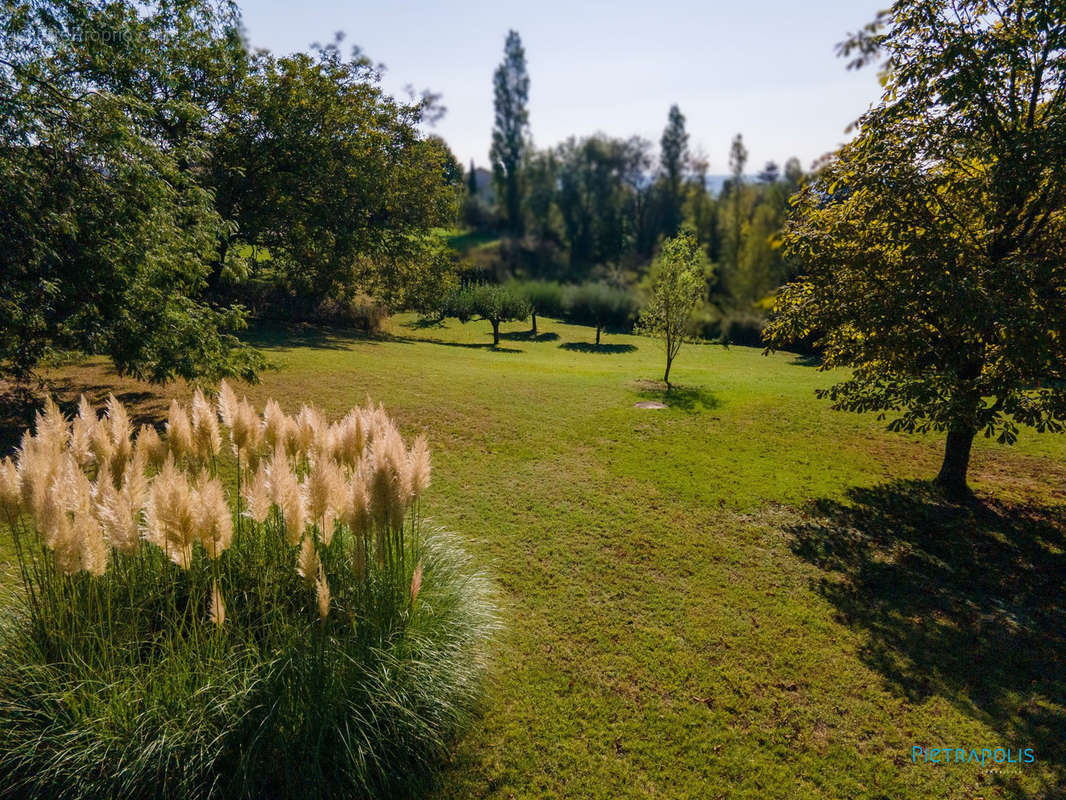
<box><xmin>766</xmin><ymin>0</ymin><xmax>1066</xmax><ymax>494</ymax></box>
<box><xmin>0</xmin><ymin>0</ymin><xmax>458</xmax><ymax>384</ymax></box>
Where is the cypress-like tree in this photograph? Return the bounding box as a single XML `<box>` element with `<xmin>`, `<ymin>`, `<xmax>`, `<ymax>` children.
<box><xmin>490</xmin><ymin>30</ymin><xmax>530</xmax><ymax>236</ymax></box>
<box><xmin>659</xmin><ymin>104</ymin><xmax>689</xmax><ymax>237</ymax></box>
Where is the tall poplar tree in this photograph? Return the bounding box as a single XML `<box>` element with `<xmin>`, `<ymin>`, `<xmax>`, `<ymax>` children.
<box><xmin>490</xmin><ymin>30</ymin><xmax>530</xmax><ymax>236</ymax></box>
<box><xmin>659</xmin><ymin>104</ymin><xmax>690</xmax><ymax>237</ymax></box>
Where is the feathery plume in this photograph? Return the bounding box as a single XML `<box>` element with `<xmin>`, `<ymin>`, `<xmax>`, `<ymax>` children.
<box><xmin>191</xmin><ymin>388</ymin><xmax>221</xmax><ymax>461</ymax></box>
<box><xmin>93</xmin><ymin>461</ymin><xmax>131</xmax><ymax>554</ymax></box>
<box><xmin>105</xmin><ymin>394</ymin><xmax>133</xmax><ymax>481</ymax></box>
<box><xmin>296</xmin><ymin>535</ymin><xmax>319</xmax><ymax>586</ymax></box>
<box><xmin>38</xmin><ymin>453</ymin><xmax>87</xmax><ymax>551</ymax></box>
<box><xmin>343</xmin><ymin>473</ymin><xmax>372</xmax><ymax>538</ymax></box>
<box><xmin>268</xmin><ymin>446</ymin><xmax>305</xmax><ymax>545</ymax></box>
<box><xmin>304</xmin><ymin>456</ymin><xmax>344</xmax><ymax>544</ymax></box>
<box><xmin>17</xmin><ymin>430</ymin><xmax>62</xmax><ymax>519</ymax></box>
<box><xmin>371</xmin><ymin>427</ymin><xmax>411</xmax><ymax>527</ymax></box>
<box><xmin>263</xmin><ymin>399</ymin><xmax>287</xmax><ymax>451</ymax></box>
<box><xmin>35</xmin><ymin>397</ymin><xmax>69</xmax><ymax>454</ymax></box>
<box><xmin>244</xmin><ymin>461</ymin><xmax>272</xmax><ymax>523</ymax></box>
<box><xmin>295</xmin><ymin>405</ymin><xmax>325</xmax><ymax>457</ymax></box>
<box><xmin>410</xmin><ymin>561</ymin><xmax>423</xmax><ymax>606</ymax></box>
<box><xmin>408</xmin><ymin>435</ymin><xmax>431</xmax><ymax>499</ymax></box>
<box><xmin>315</xmin><ymin>565</ymin><xmax>331</xmax><ymax>620</ymax></box>
<box><xmin>0</xmin><ymin>457</ymin><xmax>20</xmax><ymax>518</ymax></box>
<box><xmin>95</xmin><ymin>478</ymin><xmax>139</xmax><ymax>555</ymax></box>
<box><xmin>217</xmin><ymin>380</ymin><xmax>238</xmax><ymax>430</ymax></box>
<box><xmin>194</xmin><ymin>472</ymin><xmax>233</xmax><ymax>558</ymax></box>
<box><xmin>334</xmin><ymin>411</ymin><xmax>366</xmax><ymax>469</ymax></box>
<box><xmin>229</xmin><ymin>398</ymin><xmax>259</xmax><ymax>455</ymax></box>
<box><xmin>89</xmin><ymin>421</ymin><xmax>115</xmax><ymax>477</ymax></box>
<box><xmin>282</xmin><ymin>415</ymin><xmax>302</xmax><ymax>459</ymax></box>
<box><xmin>209</xmin><ymin>580</ymin><xmax>226</xmax><ymax>627</ymax></box>
<box><xmin>69</xmin><ymin>395</ymin><xmax>97</xmax><ymax>467</ymax></box>
<box><xmin>144</xmin><ymin>457</ymin><xmax>197</xmax><ymax>569</ymax></box>
<box><xmin>135</xmin><ymin>424</ymin><xmax>167</xmax><ymax>469</ymax></box>
<box><xmin>166</xmin><ymin>400</ymin><xmax>194</xmax><ymax>462</ymax></box>
<box><xmin>78</xmin><ymin>512</ymin><xmax>109</xmax><ymax>576</ymax></box>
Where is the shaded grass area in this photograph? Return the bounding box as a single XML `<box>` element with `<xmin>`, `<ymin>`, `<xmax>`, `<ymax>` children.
<box><xmin>791</xmin><ymin>482</ymin><xmax>1066</xmax><ymax>800</ymax></box>
<box><xmin>2</xmin><ymin>312</ymin><xmax>1066</xmax><ymax>798</ymax></box>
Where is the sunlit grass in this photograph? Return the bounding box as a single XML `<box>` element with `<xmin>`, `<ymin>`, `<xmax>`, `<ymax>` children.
<box><xmin>5</xmin><ymin>312</ymin><xmax>1064</xmax><ymax>799</ymax></box>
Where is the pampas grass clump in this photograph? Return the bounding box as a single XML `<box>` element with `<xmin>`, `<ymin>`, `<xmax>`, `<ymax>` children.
<box><xmin>0</xmin><ymin>386</ymin><xmax>498</xmax><ymax>799</ymax></box>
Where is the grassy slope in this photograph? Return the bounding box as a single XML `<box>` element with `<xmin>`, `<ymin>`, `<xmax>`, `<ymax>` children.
<box><xmin>5</xmin><ymin>314</ymin><xmax>1064</xmax><ymax>799</ymax></box>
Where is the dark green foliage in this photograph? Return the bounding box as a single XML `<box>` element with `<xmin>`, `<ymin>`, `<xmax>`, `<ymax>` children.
<box><xmin>210</xmin><ymin>39</ymin><xmax>459</xmax><ymax>306</ymax></box>
<box><xmin>659</xmin><ymin>104</ymin><xmax>690</xmax><ymax>237</ymax></box>
<box><xmin>563</xmin><ymin>283</ymin><xmax>639</xmax><ymax>345</ymax></box>
<box><xmin>0</xmin><ymin>0</ymin><xmax>262</xmax><ymax>384</ymax></box>
<box><xmin>554</xmin><ymin>135</ymin><xmax>652</xmax><ymax>271</ymax></box>
<box><xmin>490</xmin><ymin>30</ymin><xmax>530</xmax><ymax>236</ymax></box>
<box><xmin>511</xmin><ymin>280</ymin><xmax>565</xmax><ymax>335</ymax></box>
<box><xmin>767</xmin><ymin>0</ymin><xmax>1066</xmax><ymax>494</ymax></box>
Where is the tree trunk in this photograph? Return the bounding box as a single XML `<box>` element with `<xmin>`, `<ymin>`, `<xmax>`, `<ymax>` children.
<box><xmin>207</xmin><ymin>236</ymin><xmax>230</xmax><ymax>294</ymax></box>
<box><xmin>663</xmin><ymin>356</ymin><xmax>673</xmax><ymax>388</ymax></box>
<box><xmin>491</xmin><ymin>319</ymin><xmax>500</xmax><ymax>346</ymax></box>
<box><xmin>595</xmin><ymin>325</ymin><xmax>601</xmax><ymax>346</ymax></box>
<box><xmin>531</xmin><ymin>311</ymin><xmax>537</xmax><ymax>336</ymax></box>
<box><xmin>935</xmin><ymin>427</ymin><xmax>976</xmax><ymax>497</ymax></box>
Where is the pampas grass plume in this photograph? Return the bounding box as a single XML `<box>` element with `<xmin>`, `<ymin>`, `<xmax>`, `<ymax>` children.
<box><xmin>166</xmin><ymin>401</ymin><xmax>194</xmax><ymax>462</ymax></box>
<box><xmin>209</xmin><ymin>580</ymin><xmax>226</xmax><ymax>627</ymax></box>
<box><xmin>191</xmin><ymin>389</ymin><xmax>221</xmax><ymax>461</ymax></box>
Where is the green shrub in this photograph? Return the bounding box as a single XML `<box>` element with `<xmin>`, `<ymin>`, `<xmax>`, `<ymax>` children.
<box><xmin>0</xmin><ymin>389</ymin><xmax>497</xmax><ymax>799</ymax></box>
<box><xmin>316</xmin><ymin>294</ymin><xmax>390</xmax><ymax>333</ymax></box>
<box><xmin>719</xmin><ymin>312</ymin><xmax>765</xmax><ymax>347</ymax></box>
<box><xmin>562</xmin><ymin>282</ymin><xmax>639</xmax><ymax>344</ymax></box>
<box><xmin>509</xmin><ymin>280</ymin><xmax>564</xmax><ymax>335</ymax></box>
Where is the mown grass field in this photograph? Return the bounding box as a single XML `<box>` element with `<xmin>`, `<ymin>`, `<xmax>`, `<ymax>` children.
<box><xmin>3</xmin><ymin>314</ymin><xmax>1064</xmax><ymax>799</ymax></box>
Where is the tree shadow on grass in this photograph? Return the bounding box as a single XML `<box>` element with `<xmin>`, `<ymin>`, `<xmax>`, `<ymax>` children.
<box><xmin>789</xmin><ymin>480</ymin><xmax>1066</xmax><ymax>799</ymax></box>
<box><xmin>0</xmin><ymin>382</ymin><xmax>166</xmax><ymax>455</ymax></box>
<box><xmin>560</xmin><ymin>341</ymin><xmax>637</xmax><ymax>354</ymax></box>
<box><xmin>500</xmin><ymin>330</ymin><xmax>560</xmax><ymax>342</ymax></box>
<box><xmin>789</xmin><ymin>353</ymin><xmax>822</xmax><ymax>367</ymax></box>
<box><xmin>384</xmin><ymin>335</ymin><xmax>522</xmax><ymax>354</ymax></box>
<box><xmin>634</xmin><ymin>382</ymin><xmax>720</xmax><ymax>413</ymax></box>
<box><xmin>244</xmin><ymin>322</ymin><xmax>378</xmax><ymax>351</ymax></box>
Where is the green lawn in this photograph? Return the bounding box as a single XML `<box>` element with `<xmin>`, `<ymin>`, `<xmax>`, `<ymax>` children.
<box><xmin>5</xmin><ymin>313</ymin><xmax>1065</xmax><ymax>799</ymax></box>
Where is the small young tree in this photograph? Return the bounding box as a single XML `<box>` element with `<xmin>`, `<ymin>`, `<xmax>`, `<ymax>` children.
<box><xmin>637</xmin><ymin>232</ymin><xmax>705</xmax><ymax>387</ymax></box>
<box><xmin>445</xmin><ymin>285</ymin><xmax>531</xmax><ymax>346</ymax></box>
<box><xmin>564</xmin><ymin>282</ymin><xmax>638</xmax><ymax>345</ymax></box>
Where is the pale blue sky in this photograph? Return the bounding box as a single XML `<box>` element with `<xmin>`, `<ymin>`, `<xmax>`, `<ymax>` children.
<box><xmin>236</xmin><ymin>0</ymin><xmax>886</xmax><ymax>174</ymax></box>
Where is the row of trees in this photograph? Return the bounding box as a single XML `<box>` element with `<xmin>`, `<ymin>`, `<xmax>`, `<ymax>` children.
<box><xmin>437</xmin><ymin>232</ymin><xmax>705</xmax><ymax>387</ymax></box>
<box><xmin>0</xmin><ymin>0</ymin><xmax>461</xmax><ymax>384</ymax></box>
<box><xmin>474</xmin><ymin>30</ymin><xmax>803</xmax><ymax>320</ymax></box>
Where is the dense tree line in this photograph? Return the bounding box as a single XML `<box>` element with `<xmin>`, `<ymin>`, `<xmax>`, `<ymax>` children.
<box><xmin>467</xmin><ymin>30</ymin><xmax>807</xmax><ymax>339</ymax></box>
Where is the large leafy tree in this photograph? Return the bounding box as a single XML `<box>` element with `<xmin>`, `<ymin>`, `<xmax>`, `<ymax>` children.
<box><xmin>490</xmin><ymin>30</ymin><xmax>530</xmax><ymax>236</ymax></box>
<box><xmin>210</xmin><ymin>39</ymin><xmax>459</xmax><ymax>306</ymax></box>
<box><xmin>0</xmin><ymin>0</ymin><xmax>261</xmax><ymax>384</ymax></box>
<box><xmin>767</xmin><ymin>0</ymin><xmax>1066</xmax><ymax>495</ymax></box>
<box><xmin>554</xmin><ymin>134</ymin><xmax>650</xmax><ymax>271</ymax></box>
